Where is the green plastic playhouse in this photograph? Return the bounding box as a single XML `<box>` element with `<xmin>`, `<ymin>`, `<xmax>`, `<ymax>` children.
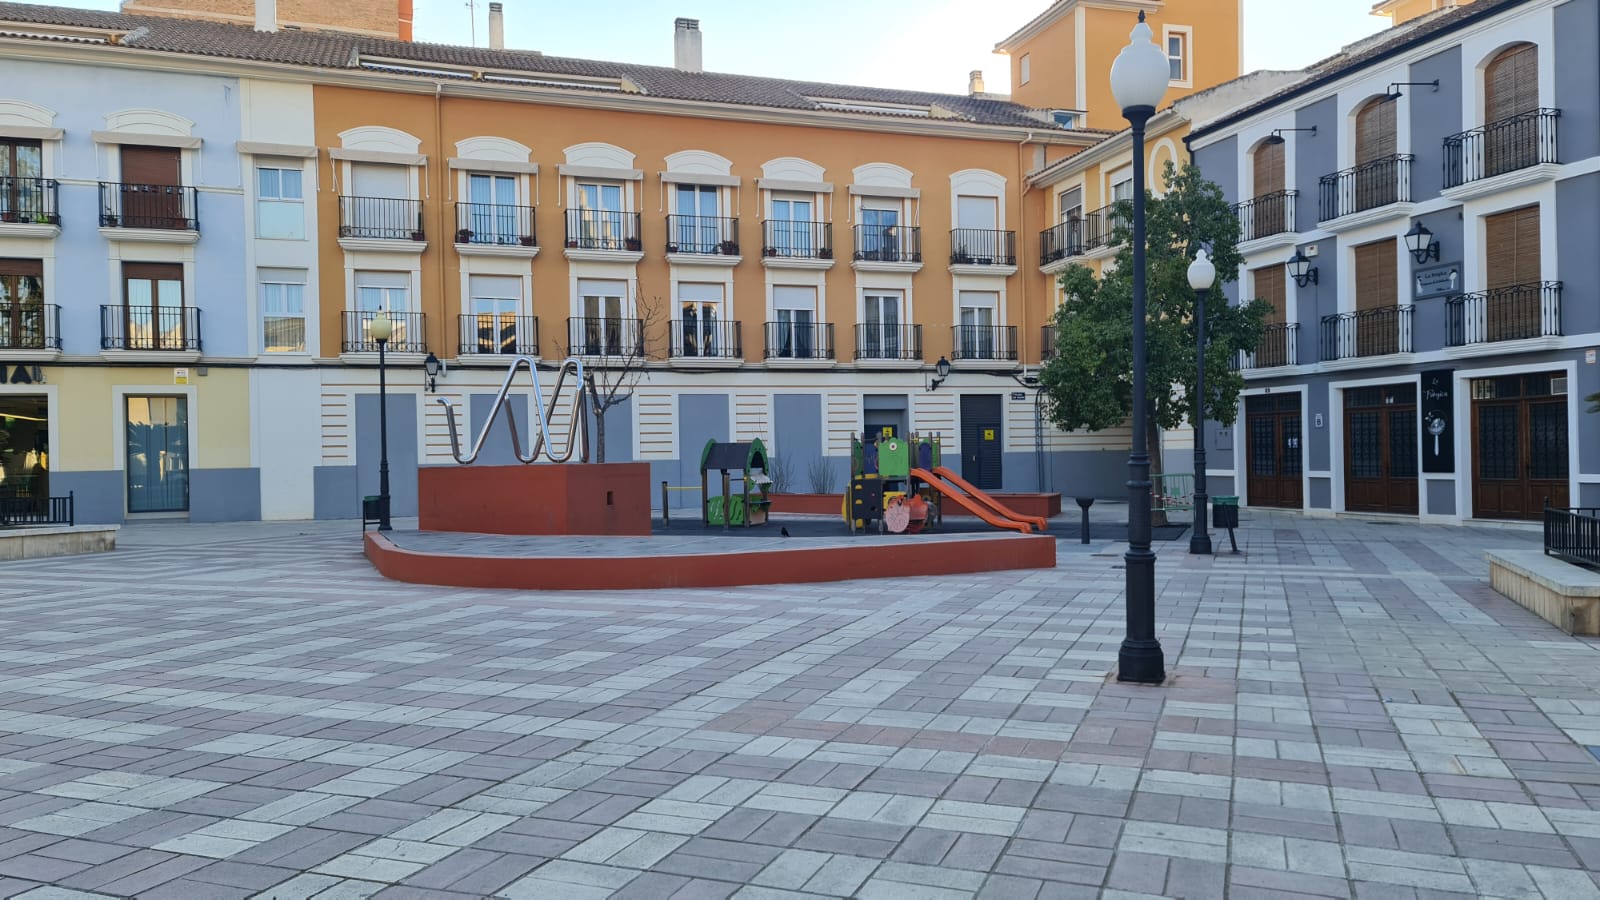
<box><xmin>700</xmin><ymin>438</ymin><xmax>772</xmax><ymax>526</ymax></box>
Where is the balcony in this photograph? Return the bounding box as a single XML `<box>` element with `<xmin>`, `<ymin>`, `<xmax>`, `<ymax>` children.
<box><xmin>1239</xmin><ymin>322</ymin><xmax>1299</xmax><ymax>370</ymax></box>
<box><xmin>1233</xmin><ymin>190</ymin><xmax>1297</xmax><ymax>247</ymax></box>
<box><xmin>1318</xmin><ymin>154</ymin><xmax>1411</xmax><ymax>226</ymax></box>
<box><xmin>1041</xmin><ymin>324</ymin><xmax>1057</xmax><ymax>361</ymax></box>
<box><xmin>458</xmin><ymin>313</ymin><xmax>538</xmax><ymax>358</ymax></box>
<box><xmin>854</xmin><ymin>323</ymin><xmax>922</xmax><ymax>366</ymax></box>
<box><xmin>949</xmin><ymin>228</ymin><xmax>1016</xmax><ymax>272</ymax></box>
<box><xmin>950</xmin><ymin>325</ymin><xmax>1018</xmax><ymax>364</ymax></box>
<box><xmin>1447</xmin><ymin>282</ymin><xmax>1562</xmax><ymax>348</ymax></box>
<box><xmin>1443</xmin><ymin>109</ymin><xmax>1560</xmax><ymax>197</ymax></box>
<box><xmin>670</xmin><ymin>319</ymin><xmax>742</xmax><ymax>367</ymax></box>
<box><xmin>1040</xmin><ymin>220</ymin><xmax>1086</xmax><ymax>269</ymax></box>
<box><xmin>100</xmin><ymin>304</ymin><xmax>201</xmax><ymax>358</ymax></box>
<box><xmin>339</xmin><ymin>197</ymin><xmax>424</xmax><ymax>250</ymax></box>
<box><xmin>852</xmin><ymin>224</ymin><xmax>921</xmax><ymax>271</ymax></box>
<box><xmin>1082</xmin><ymin>203</ymin><xmax>1123</xmax><ymax>256</ymax></box>
<box><xmin>0</xmin><ymin>177</ymin><xmax>60</xmax><ymax>236</ymax></box>
<box><xmin>98</xmin><ymin>183</ymin><xmax>198</xmax><ymax>242</ymax></box>
<box><xmin>564</xmin><ymin>210</ymin><xmax>642</xmax><ymax>260</ymax></box>
<box><xmin>454</xmin><ymin>202</ymin><xmax>536</xmax><ymax>255</ymax></box>
<box><xmin>763</xmin><ymin>321</ymin><xmax>835</xmax><ymax>366</ymax></box>
<box><xmin>762</xmin><ymin>220</ymin><xmax>833</xmax><ymax>267</ymax></box>
<box><xmin>666</xmin><ymin>215</ymin><xmax>740</xmax><ymax>264</ymax></box>
<box><xmin>0</xmin><ymin>302</ymin><xmax>61</xmax><ymax>361</ymax></box>
<box><xmin>567</xmin><ymin>317</ymin><xmax>644</xmax><ymax>359</ymax></box>
<box><xmin>342</xmin><ymin>310</ymin><xmax>426</xmax><ymax>355</ymax></box>
<box><xmin>1320</xmin><ymin>306</ymin><xmax>1411</xmax><ymax>362</ymax></box>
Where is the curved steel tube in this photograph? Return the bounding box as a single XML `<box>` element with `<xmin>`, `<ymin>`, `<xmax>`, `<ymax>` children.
<box><xmin>437</xmin><ymin>355</ymin><xmax>590</xmax><ymax>464</ymax></box>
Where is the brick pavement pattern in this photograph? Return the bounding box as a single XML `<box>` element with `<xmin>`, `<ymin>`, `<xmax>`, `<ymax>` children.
<box><xmin>0</xmin><ymin>513</ymin><xmax>1597</xmax><ymax>898</ymax></box>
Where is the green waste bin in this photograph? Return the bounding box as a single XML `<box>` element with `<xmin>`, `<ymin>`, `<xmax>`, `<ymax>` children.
<box><xmin>1212</xmin><ymin>496</ymin><xmax>1239</xmax><ymax>530</ymax></box>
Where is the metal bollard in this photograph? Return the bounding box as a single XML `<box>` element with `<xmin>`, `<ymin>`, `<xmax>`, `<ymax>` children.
<box><xmin>1076</xmin><ymin>497</ymin><xmax>1094</xmax><ymax>544</ymax></box>
<box><xmin>661</xmin><ymin>480</ymin><xmax>670</xmax><ymax>529</ymax></box>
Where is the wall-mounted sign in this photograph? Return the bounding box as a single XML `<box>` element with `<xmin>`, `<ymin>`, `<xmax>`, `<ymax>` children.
<box><xmin>1421</xmin><ymin>368</ymin><xmax>1455</xmax><ymax>473</ymax></box>
<box><xmin>173</xmin><ymin>368</ymin><xmax>190</xmax><ymax>385</ymax></box>
<box><xmin>3</xmin><ymin>365</ymin><xmax>42</xmax><ymax>385</ymax></box>
<box><xmin>880</xmin><ymin>425</ymin><xmax>894</xmax><ymax>439</ymax></box>
<box><xmin>982</xmin><ymin>428</ymin><xmax>996</xmax><ymax>441</ymax></box>
<box><xmin>1414</xmin><ymin>263</ymin><xmax>1462</xmax><ymax>299</ymax></box>
<box><xmin>1010</xmin><ymin>391</ymin><xmax>1026</xmax><ymax>401</ymax></box>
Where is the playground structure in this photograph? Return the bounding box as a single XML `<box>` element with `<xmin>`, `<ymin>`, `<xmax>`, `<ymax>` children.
<box><xmin>437</xmin><ymin>355</ymin><xmax>589</xmax><ymax>464</ymax></box>
<box><xmin>700</xmin><ymin>439</ymin><xmax>772</xmax><ymax>528</ymax></box>
<box><xmin>847</xmin><ymin>432</ymin><xmax>1049</xmax><ymax>535</ymax></box>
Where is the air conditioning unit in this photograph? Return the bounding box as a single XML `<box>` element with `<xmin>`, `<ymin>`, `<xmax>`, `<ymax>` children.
<box><xmin>1553</xmin><ymin>375</ymin><xmax>1569</xmax><ymax>395</ymax></box>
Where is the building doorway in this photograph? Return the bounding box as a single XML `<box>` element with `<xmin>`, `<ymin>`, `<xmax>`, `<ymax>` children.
<box><xmin>1245</xmin><ymin>394</ymin><xmax>1302</xmax><ymax>509</ymax></box>
<box><xmin>959</xmin><ymin>394</ymin><xmax>1002</xmax><ymax>490</ymax></box>
<box><xmin>125</xmin><ymin>395</ymin><xmax>189</xmax><ymax>513</ymax></box>
<box><xmin>1343</xmin><ymin>384</ymin><xmax>1418</xmax><ymax>515</ymax></box>
<box><xmin>1471</xmin><ymin>372</ymin><xmax>1568</xmax><ymax>520</ymax></box>
<box><xmin>0</xmin><ymin>394</ymin><xmax>48</xmax><ymax>512</ymax></box>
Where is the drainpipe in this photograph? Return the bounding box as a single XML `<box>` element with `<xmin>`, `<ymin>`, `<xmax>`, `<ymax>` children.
<box><xmin>435</xmin><ymin>81</ymin><xmax>449</xmax><ymax>368</ymax></box>
<box><xmin>1018</xmin><ymin>130</ymin><xmax>1042</xmax><ymax>490</ymax></box>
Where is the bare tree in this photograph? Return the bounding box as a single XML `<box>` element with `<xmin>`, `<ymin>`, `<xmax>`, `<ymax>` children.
<box><xmin>558</xmin><ymin>295</ymin><xmax>666</xmax><ymax>463</ymax></box>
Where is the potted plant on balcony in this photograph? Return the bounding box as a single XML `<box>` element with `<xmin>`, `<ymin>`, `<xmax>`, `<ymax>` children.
<box><xmin>719</xmin><ymin>240</ymin><xmax>739</xmax><ymax>256</ymax></box>
<box><xmin>763</xmin><ymin>246</ymin><xmax>777</xmax><ymax>257</ymax></box>
<box><xmin>666</xmin><ymin>243</ymin><xmax>680</xmax><ymax>254</ymax></box>
<box><xmin>32</xmin><ymin>214</ymin><xmax>50</xmax><ymax>225</ymax></box>
<box><xmin>519</xmin><ymin>234</ymin><xmax>536</xmax><ymax>247</ymax></box>
<box><xmin>952</xmin><ymin>249</ymin><xmax>973</xmax><ymax>265</ymax></box>
<box><xmin>819</xmin><ymin>247</ymin><xmax>833</xmax><ymax>260</ymax></box>
<box><xmin>456</xmin><ymin>228</ymin><xmax>474</xmax><ymax>243</ymax></box>
<box><xmin>101</xmin><ymin>214</ymin><xmax>119</xmax><ymax>227</ymax></box>
<box><xmin>410</xmin><ymin>230</ymin><xmax>426</xmax><ymax>242</ymax></box>
<box><xmin>565</xmin><ymin>237</ymin><xmax>579</xmax><ymax>248</ymax></box>
<box><xmin>624</xmin><ymin>236</ymin><xmax>642</xmax><ymax>252</ymax></box>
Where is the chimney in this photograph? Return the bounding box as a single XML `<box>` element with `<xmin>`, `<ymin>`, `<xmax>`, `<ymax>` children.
<box><xmin>488</xmin><ymin>2</ymin><xmax>504</xmax><ymax>49</ymax></box>
<box><xmin>968</xmin><ymin>70</ymin><xmax>985</xmax><ymax>96</ymax></box>
<box><xmin>674</xmin><ymin>17</ymin><xmax>702</xmax><ymax>73</ymax></box>
<box><xmin>254</xmin><ymin>0</ymin><xmax>276</xmax><ymax>32</ymax></box>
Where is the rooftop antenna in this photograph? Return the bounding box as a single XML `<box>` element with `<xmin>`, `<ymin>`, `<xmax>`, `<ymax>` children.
<box><xmin>465</xmin><ymin>0</ymin><xmax>477</xmax><ymax>45</ymax></box>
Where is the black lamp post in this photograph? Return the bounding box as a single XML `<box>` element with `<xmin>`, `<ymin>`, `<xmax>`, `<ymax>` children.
<box><xmin>1110</xmin><ymin>11</ymin><xmax>1169</xmax><ymax>684</ymax></box>
<box><xmin>1188</xmin><ymin>249</ymin><xmax>1216</xmax><ymax>556</ymax></box>
<box><xmin>1404</xmin><ymin>221</ymin><xmax>1440</xmax><ymax>264</ymax></box>
<box><xmin>369</xmin><ymin>310</ymin><xmax>394</xmax><ymax>532</ymax></box>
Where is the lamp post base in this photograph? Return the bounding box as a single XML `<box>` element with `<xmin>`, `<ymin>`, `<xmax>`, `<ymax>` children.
<box><xmin>1117</xmin><ymin>639</ymin><xmax>1166</xmax><ymax>684</ymax></box>
<box><xmin>1189</xmin><ymin>532</ymin><xmax>1212</xmax><ymax>555</ymax></box>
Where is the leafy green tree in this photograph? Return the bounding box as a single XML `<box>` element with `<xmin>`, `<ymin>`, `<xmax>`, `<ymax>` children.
<box><xmin>1040</xmin><ymin>162</ymin><xmax>1272</xmax><ymax>508</ymax></box>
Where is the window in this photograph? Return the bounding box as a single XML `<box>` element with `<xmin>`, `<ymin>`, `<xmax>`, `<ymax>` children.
<box><xmin>468</xmin><ymin>274</ymin><xmax>522</xmax><ymax>354</ymax></box>
<box><xmin>1485</xmin><ymin>43</ymin><xmax>1538</xmax><ymax>124</ymax></box>
<box><xmin>1252</xmin><ymin>265</ymin><xmax>1286</xmax><ymax>325</ymax></box>
<box><xmin>122</xmin><ymin>262</ymin><xmax>186</xmax><ymax>351</ymax></box>
<box><xmin>118</xmin><ymin>146</ymin><xmax>184</xmax><ymax>229</ymax></box>
<box><xmin>772</xmin><ymin>285</ymin><xmax>819</xmax><ymax>359</ymax></box>
<box><xmin>0</xmin><ymin>258</ymin><xmax>44</xmax><ymax>350</ymax></box>
<box><xmin>0</xmin><ymin>139</ymin><xmax>45</xmax><ymax>222</ymax></box>
<box><xmin>1165</xmin><ymin>28</ymin><xmax>1190</xmax><ymax>83</ymax></box>
<box><xmin>1354</xmin><ymin>98</ymin><xmax>1400</xmax><ymax>210</ymax></box>
<box><xmin>355</xmin><ymin>270</ymin><xmax>411</xmax><ymax>348</ymax></box>
<box><xmin>256</xmin><ymin>164</ymin><xmax>304</xmax><ymax>239</ymax></box>
<box><xmin>464</xmin><ymin>173</ymin><xmax>518</xmax><ymax>244</ymax></box>
<box><xmin>578</xmin><ymin>278</ymin><xmax>629</xmax><ymax>356</ymax></box>
<box><xmin>861</xmin><ymin>291</ymin><xmax>905</xmax><ymax>359</ymax></box>
<box><xmin>956</xmin><ymin>196</ymin><xmax>998</xmax><ymax>231</ymax></box>
<box><xmin>1058</xmin><ymin>187</ymin><xmax>1083</xmax><ymax>224</ymax></box>
<box><xmin>575</xmin><ymin>181</ymin><xmax>626</xmax><ymax>249</ymax></box>
<box><xmin>858</xmin><ymin>199</ymin><xmax>901</xmax><ymax>261</ymax></box>
<box><xmin>1051</xmin><ymin>110</ymin><xmax>1077</xmax><ymax>129</ymax></box>
<box><xmin>1250</xmin><ymin>140</ymin><xmax>1287</xmax><ymax>237</ymax></box>
<box><xmin>1019</xmin><ymin>54</ymin><xmax>1031</xmax><ymax>85</ymax></box>
<box><xmin>768</xmin><ymin>192</ymin><xmax>817</xmax><ymax>256</ymax></box>
<box><xmin>673</xmin><ymin>184</ymin><xmax>722</xmax><ymax>254</ymax></box>
<box><xmin>346</xmin><ymin>163</ymin><xmax>412</xmax><ymax>239</ymax></box>
<box><xmin>676</xmin><ymin>283</ymin><xmax>725</xmax><ymax>357</ymax></box>
<box><xmin>1111</xmin><ymin>176</ymin><xmax>1134</xmax><ymax>203</ymax></box>
<box><xmin>259</xmin><ymin>269</ymin><xmax>306</xmax><ymax>353</ymax></box>
<box><xmin>958</xmin><ymin>291</ymin><xmax>999</xmax><ymax>359</ymax></box>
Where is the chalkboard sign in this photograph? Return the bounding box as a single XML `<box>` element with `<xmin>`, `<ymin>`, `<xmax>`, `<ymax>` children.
<box><xmin>1414</xmin><ymin>263</ymin><xmax>1462</xmax><ymax>299</ymax></box>
<box><xmin>1421</xmin><ymin>369</ymin><xmax>1454</xmax><ymax>473</ymax></box>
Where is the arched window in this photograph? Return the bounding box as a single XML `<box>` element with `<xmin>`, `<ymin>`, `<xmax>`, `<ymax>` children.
<box><xmin>1353</xmin><ymin>98</ymin><xmax>1398</xmax><ymax>210</ymax></box>
<box><xmin>1485</xmin><ymin>43</ymin><xmax>1538</xmax><ymax>124</ymax></box>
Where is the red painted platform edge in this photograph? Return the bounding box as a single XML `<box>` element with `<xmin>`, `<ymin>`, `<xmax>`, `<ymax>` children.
<box><xmin>364</xmin><ymin>531</ymin><xmax>1055</xmax><ymax>591</ymax></box>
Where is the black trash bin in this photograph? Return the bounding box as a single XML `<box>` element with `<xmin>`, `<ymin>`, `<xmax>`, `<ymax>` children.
<box><xmin>1212</xmin><ymin>495</ymin><xmax>1239</xmax><ymax>530</ymax></box>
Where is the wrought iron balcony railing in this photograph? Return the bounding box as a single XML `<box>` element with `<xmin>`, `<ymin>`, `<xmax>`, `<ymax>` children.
<box><xmin>101</xmin><ymin>304</ymin><xmax>201</xmax><ymax>351</ymax></box>
<box><xmin>951</xmin><ymin>325</ymin><xmax>1018</xmax><ymax>362</ymax></box>
<box><xmin>459</xmin><ymin>313</ymin><xmax>538</xmax><ymax>356</ymax></box>
<box><xmin>853</xmin><ymin>224</ymin><xmax>921</xmax><ymax>263</ymax></box>
<box><xmin>949</xmin><ymin>229</ymin><xmax>1016</xmax><ymax>266</ymax></box>
<box><xmin>0</xmin><ymin>302</ymin><xmax>60</xmax><ymax>350</ymax></box>
<box><xmin>1320</xmin><ymin>305</ymin><xmax>1411</xmax><ymax>360</ymax></box>
<box><xmin>764</xmin><ymin>321</ymin><xmax>834</xmax><ymax>361</ymax></box>
<box><xmin>564</xmin><ymin>210</ymin><xmax>642</xmax><ymax>251</ymax></box>
<box><xmin>1318</xmin><ymin>154</ymin><xmax>1412</xmax><ymax>222</ymax></box>
<box><xmin>1233</xmin><ymin>190</ymin><xmax>1297</xmax><ymax>242</ymax></box>
<box><xmin>454</xmin><ymin>202</ymin><xmax>535</xmax><ymax>247</ymax></box>
<box><xmin>1083</xmin><ymin>203</ymin><xmax>1123</xmax><ymax>251</ymax></box>
<box><xmin>0</xmin><ymin>177</ymin><xmax>59</xmax><ymax>226</ymax></box>
<box><xmin>1446</xmin><ymin>281</ymin><xmax>1562</xmax><ymax>346</ymax></box>
<box><xmin>99</xmin><ymin>182</ymin><xmax>198</xmax><ymax>231</ymax></box>
<box><xmin>1040</xmin><ymin>219</ymin><xmax>1087</xmax><ymax>264</ymax></box>
<box><xmin>339</xmin><ymin>196</ymin><xmax>423</xmax><ymax>241</ymax></box>
<box><xmin>1444</xmin><ymin>109</ymin><xmax>1560</xmax><ymax>189</ymax></box>
<box><xmin>670</xmin><ymin>319</ymin><xmax>742</xmax><ymax>360</ymax></box>
<box><xmin>342</xmin><ymin>310</ymin><xmax>426</xmax><ymax>353</ymax></box>
<box><xmin>666</xmin><ymin>214</ymin><xmax>740</xmax><ymax>256</ymax></box>
<box><xmin>1239</xmin><ymin>322</ymin><xmax>1298</xmax><ymax>369</ymax></box>
<box><xmin>854</xmin><ymin>323</ymin><xmax>922</xmax><ymax>361</ymax></box>
<box><xmin>567</xmin><ymin>316</ymin><xmax>645</xmax><ymax>358</ymax></box>
<box><xmin>762</xmin><ymin>220</ymin><xmax>832</xmax><ymax>260</ymax></box>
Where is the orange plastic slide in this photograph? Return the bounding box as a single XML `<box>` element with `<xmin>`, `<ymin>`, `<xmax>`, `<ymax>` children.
<box><xmin>931</xmin><ymin>466</ymin><xmax>1050</xmax><ymax>532</ymax></box>
<box><xmin>909</xmin><ymin>468</ymin><xmax>1033</xmax><ymax>534</ymax></box>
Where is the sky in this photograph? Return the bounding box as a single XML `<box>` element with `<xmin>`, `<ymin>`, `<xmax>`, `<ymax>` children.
<box><xmin>15</xmin><ymin>0</ymin><xmax>1390</xmax><ymax>95</ymax></box>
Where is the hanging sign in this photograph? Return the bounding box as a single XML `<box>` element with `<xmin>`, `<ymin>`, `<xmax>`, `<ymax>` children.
<box><xmin>1421</xmin><ymin>369</ymin><xmax>1455</xmax><ymax>473</ymax></box>
<box><xmin>1414</xmin><ymin>264</ymin><xmax>1462</xmax><ymax>299</ymax></box>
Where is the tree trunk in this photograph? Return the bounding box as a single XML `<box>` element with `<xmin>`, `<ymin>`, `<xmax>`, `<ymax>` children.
<box><xmin>589</xmin><ymin>379</ymin><xmax>607</xmax><ymax>464</ymax></box>
<box><xmin>1147</xmin><ymin>411</ymin><xmax>1168</xmax><ymax>527</ymax></box>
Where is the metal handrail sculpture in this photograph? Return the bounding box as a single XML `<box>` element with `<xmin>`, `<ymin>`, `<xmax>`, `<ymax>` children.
<box><xmin>438</xmin><ymin>355</ymin><xmax>591</xmax><ymax>463</ymax></box>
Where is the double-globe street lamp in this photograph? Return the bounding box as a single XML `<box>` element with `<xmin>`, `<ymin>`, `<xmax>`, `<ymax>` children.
<box><xmin>369</xmin><ymin>310</ymin><xmax>394</xmax><ymax>532</ymax></box>
<box><xmin>1188</xmin><ymin>250</ymin><xmax>1216</xmax><ymax>556</ymax></box>
<box><xmin>1109</xmin><ymin>11</ymin><xmax>1170</xmax><ymax>684</ymax></box>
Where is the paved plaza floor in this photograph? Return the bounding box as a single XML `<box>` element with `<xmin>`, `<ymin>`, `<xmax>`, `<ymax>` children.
<box><xmin>0</xmin><ymin>511</ymin><xmax>1596</xmax><ymax>898</ymax></box>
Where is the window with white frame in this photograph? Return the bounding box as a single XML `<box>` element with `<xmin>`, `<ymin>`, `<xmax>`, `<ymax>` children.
<box><xmin>675</xmin><ymin>282</ymin><xmax>725</xmax><ymax>357</ymax></box>
<box><xmin>858</xmin><ymin>197</ymin><xmax>904</xmax><ymax>261</ymax></box>
<box><xmin>256</xmin><ymin>163</ymin><xmax>304</xmax><ymax>240</ymax></box>
<box><xmin>1165</xmin><ymin>27</ymin><xmax>1191</xmax><ymax>84</ymax></box>
<box><xmin>574</xmin><ymin>181</ymin><xmax>627</xmax><ymax>249</ymax></box>
<box><xmin>672</xmin><ymin>184</ymin><xmax>725</xmax><ymax>254</ymax></box>
<box><xmin>259</xmin><ymin>268</ymin><xmax>306</xmax><ymax>353</ymax></box>
<box><xmin>861</xmin><ymin>290</ymin><xmax>906</xmax><ymax>359</ymax></box>
<box><xmin>346</xmin><ymin>163</ymin><xmax>412</xmax><ymax>240</ymax></box>
<box><xmin>1058</xmin><ymin>186</ymin><xmax>1083</xmax><ymax>224</ymax></box>
<box><xmin>1109</xmin><ymin>172</ymin><xmax>1134</xmax><ymax>233</ymax></box>
<box><xmin>462</xmin><ymin>173</ymin><xmax>520</xmax><ymax>245</ymax></box>
<box><xmin>467</xmin><ymin>274</ymin><xmax>522</xmax><ymax>354</ymax></box>
<box><xmin>577</xmin><ymin>278</ymin><xmax>631</xmax><ymax>356</ymax></box>
<box><xmin>354</xmin><ymin>270</ymin><xmax>412</xmax><ymax>348</ymax></box>
<box><xmin>954</xmin><ymin>195</ymin><xmax>1000</xmax><ymax>263</ymax></box>
<box><xmin>771</xmin><ymin>285</ymin><xmax>820</xmax><ymax>359</ymax></box>
<box><xmin>767</xmin><ymin>191</ymin><xmax>818</xmax><ymax>257</ymax></box>
<box><xmin>957</xmin><ymin>291</ymin><xmax>999</xmax><ymax>359</ymax></box>
<box><xmin>1020</xmin><ymin>54</ymin><xmax>1031</xmax><ymax>85</ymax></box>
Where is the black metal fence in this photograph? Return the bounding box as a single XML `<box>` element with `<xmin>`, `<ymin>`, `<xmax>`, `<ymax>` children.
<box><xmin>1233</xmin><ymin>189</ymin><xmax>1297</xmax><ymax>241</ymax></box>
<box><xmin>1318</xmin><ymin>154</ymin><xmax>1412</xmax><ymax>222</ymax></box>
<box><xmin>564</xmin><ymin>209</ymin><xmax>642</xmax><ymax>251</ymax></box>
<box><xmin>764</xmin><ymin>321</ymin><xmax>834</xmax><ymax>361</ymax></box>
<box><xmin>853</xmin><ymin>224</ymin><xmax>921</xmax><ymax>263</ymax></box>
<box><xmin>459</xmin><ymin>313</ymin><xmax>537</xmax><ymax>356</ymax></box>
<box><xmin>99</xmin><ymin>182</ymin><xmax>198</xmax><ymax>231</ymax></box>
<box><xmin>671</xmin><ymin>319</ymin><xmax>742</xmax><ymax>359</ymax></box>
<box><xmin>1446</xmin><ymin>282</ymin><xmax>1562</xmax><ymax>346</ymax></box>
<box><xmin>1546</xmin><ymin>504</ymin><xmax>1600</xmax><ymax>570</ymax></box>
<box><xmin>1083</xmin><ymin>203</ymin><xmax>1121</xmax><ymax>251</ymax></box>
<box><xmin>667</xmin><ymin>214</ymin><xmax>739</xmax><ymax>255</ymax></box>
<box><xmin>1241</xmin><ymin>322</ymin><xmax>1298</xmax><ymax>369</ymax></box>
<box><xmin>0</xmin><ymin>302</ymin><xmax>60</xmax><ymax>350</ymax></box>
<box><xmin>0</xmin><ymin>176</ymin><xmax>60</xmax><ymax>225</ymax></box>
<box><xmin>950</xmin><ymin>229</ymin><xmax>1016</xmax><ymax>266</ymax></box>
<box><xmin>0</xmin><ymin>492</ymin><xmax>73</xmax><ymax>527</ymax></box>
<box><xmin>1444</xmin><ymin>109</ymin><xmax>1560</xmax><ymax>189</ymax></box>
<box><xmin>101</xmin><ymin>304</ymin><xmax>201</xmax><ymax>352</ymax></box>
<box><xmin>1041</xmin><ymin>324</ymin><xmax>1058</xmax><ymax>360</ymax></box>
<box><xmin>855</xmin><ymin>323</ymin><xmax>922</xmax><ymax>361</ymax></box>
<box><xmin>568</xmin><ymin>316</ymin><xmax>644</xmax><ymax>357</ymax></box>
<box><xmin>950</xmin><ymin>325</ymin><xmax>1018</xmax><ymax>361</ymax></box>
<box><xmin>342</xmin><ymin>310</ymin><xmax>427</xmax><ymax>353</ymax></box>
<box><xmin>339</xmin><ymin>196</ymin><xmax>423</xmax><ymax>241</ymax></box>
<box><xmin>455</xmin><ymin>202</ymin><xmax>535</xmax><ymax>246</ymax></box>
<box><xmin>763</xmin><ymin>220</ymin><xmax>832</xmax><ymax>259</ymax></box>
<box><xmin>1320</xmin><ymin>305</ymin><xmax>1411</xmax><ymax>360</ymax></box>
<box><xmin>1040</xmin><ymin>220</ymin><xmax>1084</xmax><ymax>264</ymax></box>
